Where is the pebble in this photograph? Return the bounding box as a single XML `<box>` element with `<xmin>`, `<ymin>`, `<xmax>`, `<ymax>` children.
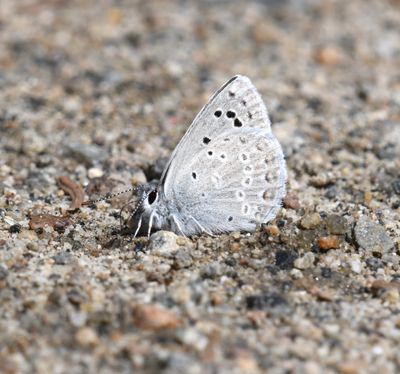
<box><xmin>283</xmin><ymin>193</ymin><xmax>301</xmax><ymax>210</ymax></box>
<box><xmin>338</xmin><ymin>361</ymin><xmax>365</xmax><ymax>374</ymax></box>
<box><xmin>294</xmin><ymin>252</ymin><xmax>315</xmax><ymax>269</ymax></box>
<box><xmin>275</xmin><ymin>250</ymin><xmax>298</xmax><ymax>270</ymax></box>
<box><xmin>313</xmin><ymin>45</ymin><xmax>342</xmax><ymax>65</ymax></box>
<box><xmin>310</xmin><ymin>173</ymin><xmax>333</xmax><ymax>187</ymax></box>
<box><xmin>264</xmin><ymin>224</ymin><xmax>280</xmax><ymax>236</ymax></box>
<box><xmin>350</xmin><ymin>258</ymin><xmax>362</xmax><ymax>274</ymax></box>
<box><xmin>299</xmin><ymin>213</ymin><xmax>321</xmax><ymax>229</ymax></box>
<box><xmin>290</xmin><ymin>269</ymin><xmax>304</xmax><ymax>279</ymax></box>
<box><xmin>323</xmin><ymin>324</ymin><xmax>340</xmax><ymax>336</ymax></box>
<box><xmin>250</xmin><ymin>22</ymin><xmax>280</xmax><ymax>45</ymax></box>
<box><xmin>230</xmin><ymin>242</ymin><xmax>241</xmax><ymax>252</ymax></box>
<box><xmin>131</xmin><ymin>304</ymin><xmax>180</xmax><ymax>330</ymax></box>
<box><xmin>9</xmin><ymin>224</ymin><xmax>21</xmax><ymax>233</ymax></box>
<box><xmin>317</xmin><ymin>235</ymin><xmax>339</xmax><ymax>250</ymax></box>
<box><xmin>0</xmin><ymin>264</ymin><xmax>8</xmax><ymax>280</ymax></box>
<box><xmin>75</xmin><ymin>327</ymin><xmax>99</xmax><ymax>348</ymax></box>
<box><xmin>88</xmin><ymin>167</ymin><xmax>104</xmax><ymax>179</ymax></box>
<box><xmin>148</xmin><ymin>231</ymin><xmax>180</xmax><ymax>257</ymax></box>
<box><xmin>235</xmin><ymin>349</ymin><xmax>260</xmax><ymax>372</ymax></box>
<box><xmin>170</xmin><ymin>285</ymin><xmax>192</xmax><ymax>304</ymax></box>
<box><xmin>22</xmin><ymin>131</ymin><xmax>48</xmax><ymax>155</ymax></box>
<box><xmin>26</xmin><ymin>241</ymin><xmax>39</xmax><ymax>251</ymax></box>
<box><xmin>67</xmin><ymin>288</ymin><xmax>88</xmax><ymax>305</ymax></box>
<box><xmin>64</xmin><ymin>140</ymin><xmax>107</xmax><ymax>166</ymax></box>
<box><xmin>200</xmin><ymin>262</ymin><xmax>222</xmax><ymax>279</ymax></box>
<box><xmin>178</xmin><ymin>328</ymin><xmax>208</xmax><ymax>351</ymax></box>
<box><xmin>354</xmin><ymin>217</ymin><xmax>394</xmax><ymax>254</ymax></box>
<box><xmin>325</xmin><ymin>215</ymin><xmax>349</xmax><ymax>235</ymax></box>
<box><xmin>392</xmin><ymin>180</ymin><xmax>400</xmax><ymax>195</ymax></box>
<box><xmin>246</xmin><ymin>291</ymin><xmax>287</xmax><ymax>310</ymax></box>
<box><xmin>370</xmin><ymin>280</ymin><xmax>400</xmax><ymax>304</ymax></box>
<box><xmin>296</xmin><ymin>230</ymin><xmax>318</xmax><ymax>251</ymax></box>
<box><xmin>52</xmin><ymin>251</ymin><xmax>74</xmax><ymax>265</ymax></box>
<box><xmin>382</xmin><ymin>288</ymin><xmax>399</xmax><ymax>304</ymax></box>
<box><xmin>173</xmin><ymin>250</ymin><xmax>193</xmax><ymax>269</ymax></box>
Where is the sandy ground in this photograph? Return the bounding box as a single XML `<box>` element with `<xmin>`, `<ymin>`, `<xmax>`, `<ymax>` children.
<box><xmin>0</xmin><ymin>0</ymin><xmax>400</xmax><ymax>373</ymax></box>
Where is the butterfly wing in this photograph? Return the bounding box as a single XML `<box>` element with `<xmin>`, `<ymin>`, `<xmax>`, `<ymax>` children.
<box><xmin>159</xmin><ymin>75</ymin><xmax>286</xmax><ymax>235</ymax></box>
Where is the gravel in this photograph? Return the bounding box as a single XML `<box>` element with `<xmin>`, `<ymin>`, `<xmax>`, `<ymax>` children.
<box><xmin>354</xmin><ymin>216</ymin><xmax>395</xmax><ymax>254</ymax></box>
<box><xmin>148</xmin><ymin>230</ymin><xmax>181</xmax><ymax>257</ymax></box>
<box><xmin>0</xmin><ymin>0</ymin><xmax>400</xmax><ymax>373</ymax></box>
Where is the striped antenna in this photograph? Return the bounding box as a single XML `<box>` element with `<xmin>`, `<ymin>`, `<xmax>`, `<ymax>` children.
<box><xmin>82</xmin><ymin>186</ymin><xmax>138</xmax><ymax>206</ymax></box>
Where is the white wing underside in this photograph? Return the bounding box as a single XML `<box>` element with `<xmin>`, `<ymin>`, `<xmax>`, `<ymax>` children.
<box><xmin>160</xmin><ymin>75</ymin><xmax>286</xmax><ymax>235</ymax></box>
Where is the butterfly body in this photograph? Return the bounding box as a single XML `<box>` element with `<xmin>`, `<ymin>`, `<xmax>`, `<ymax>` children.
<box><xmin>131</xmin><ymin>75</ymin><xmax>287</xmax><ymax>237</ymax></box>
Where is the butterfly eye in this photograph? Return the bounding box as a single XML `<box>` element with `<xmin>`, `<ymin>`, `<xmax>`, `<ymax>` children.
<box><xmin>147</xmin><ymin>190</ymin><xmax>158</xmax><ymax>205</ymax></box>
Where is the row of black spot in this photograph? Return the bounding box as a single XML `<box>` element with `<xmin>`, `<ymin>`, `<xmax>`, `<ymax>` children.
<box><xmin>214</xmin><ymin>109</ymin><xmax>243</xmax><ymax>127</ymax></box>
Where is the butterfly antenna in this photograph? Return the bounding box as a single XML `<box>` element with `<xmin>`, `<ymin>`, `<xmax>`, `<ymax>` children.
<box><xmin>82</xmin><ymin>186</ymin><xmax>138</xmax><ymax>206</ymax></box>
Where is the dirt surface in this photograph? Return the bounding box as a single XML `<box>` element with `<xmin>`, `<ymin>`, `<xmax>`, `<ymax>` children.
<box><xmin>1</xmin><ymin>1</ymin><xmax>400</xmax><ymax>373</ymax></box>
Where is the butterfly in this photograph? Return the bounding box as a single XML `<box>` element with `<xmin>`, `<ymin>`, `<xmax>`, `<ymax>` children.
<box><xmin>127</xmin><ymin>75</ymin><xmax>287</xmax><ymax>237</ymax></box>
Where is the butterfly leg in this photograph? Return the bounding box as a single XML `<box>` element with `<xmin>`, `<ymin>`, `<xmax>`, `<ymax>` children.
<box><xmin>133</xmin><ymin>214</ymin><xmax>143</xmax><ymax>239</ymax></box>
<box><xmin>147</xmin><ymin>212</ymin><xmax>155</xmax><ymax>238</ymax></box>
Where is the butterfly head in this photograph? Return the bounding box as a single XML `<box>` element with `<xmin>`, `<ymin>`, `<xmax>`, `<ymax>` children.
<box><xmin>122</xmin><ymin>181</ymin><xmax>168</xmax><ymax>237</ymax></box>
<box><xmin>135</xmin><ymin>181</ymin><xmax>159</xmax><ymax>212</ymax></box>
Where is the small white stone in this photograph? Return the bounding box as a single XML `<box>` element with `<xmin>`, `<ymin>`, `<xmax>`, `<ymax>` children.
<box><xmin>324</xmin><ymin>324</ymin><xmax>340</xmax><ymax>336</ymax></box>
<box><xmin>294</xmin><ymin>252</ymin><xmax>315</xmax><ymax>269</ymax></box>
<box><xmin>69</xmin><ymin>310</ymin><xmax>87</xmax><ymax>327</ymax></box>
<box><xmin>350</xmin><ymin>258</ymin><xmax>362</xmax><ymax>273</ymax></box>
<box><xmin>178</xmin><ymin>328</ymin><xmax>208</xmax><ymax>351</ymax></box>
<box><xmin>88</xmin><ymin>167</ymin><xmax>104</xmax><ymax>179</ymax></box>
<box><xmin>290</xmin><ymin>269</ymin><xmax>304</xmax><ymax>279</ymax></box>
<box><xmin>372</xmin><ymin>345</ymin><xmax>384</xmax><ymax>356</ymax></box>
<box><xmin>0</xmin><ymin>164</ymin><xmax>11</xmax><ymax>176</ymax></box>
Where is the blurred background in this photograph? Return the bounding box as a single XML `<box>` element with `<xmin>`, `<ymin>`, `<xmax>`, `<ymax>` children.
<box><xmin>0</xmin><ymin>1</ymin><xmax>400</xmax><ymax>373</ymax></box>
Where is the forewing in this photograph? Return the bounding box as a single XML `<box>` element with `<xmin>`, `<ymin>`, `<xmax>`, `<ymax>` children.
<box><xmin>161</xmin><ymin>75</ymin><xmax>271</xmax><ymax>196</ymax></box>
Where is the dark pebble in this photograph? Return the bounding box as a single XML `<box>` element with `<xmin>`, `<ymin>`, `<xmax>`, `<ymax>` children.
<box><xmin>325</xmin><ymin>214</ymin><xmax>349</xmax><ymax>235</ymax></box>
<box><xmin>24</xmin><ymin>95</ymin><xmax>46</xmax><ymax>111</ymax></box>
<box><xmin>246</xmin><ymin>291</ymin><xmax>286</xmax><ymax>310</ymax></box>
<box><xmin>357</xmin><ymin>88</ymin><xmax>368</xmax><ymax>101</ymax></box>
<box><xmin>324</xmin><ymin>186</ymin><xmax>337</xmax><ymax>199</ymax></box>
<box><xmin>47</xmin><ymin>289</ymin><xmax>63</xmax><ymax>306</ymax></box>
<box><xmin>307</xmin><ymin>97</ymin><xmax>324</xmax><ymax>113</ymax></box>
<box><xmin>321</xmin><ymin>267</ymin><xmax>332</xmax><ymax>278</ymax></box>
<box><xmin>9</xmin><ymin>224</ymin><xmax>21</xmax><ymax>233</ymax></box>
<box><xmin>375</xmin><ymin>143</ymin><xmax>396</xmax><ymax>160</ymax></box>
<box><xmin>67</xmin><ymin>288</ymin><xmax>88</xmax><ymax>305</ymax></box>
<box><xmin>392</xmin><ymin>201</ymin><xmax>400</xmax><ymax>209</ymax></box>
<box><xmin>392</xmin><ymin>180</ymin><xmax>400</xmax><ymax>195</ymax></box>
<box><xmin>275</xmin><ymin>250</ymin><xmax>298</xmax><ymax>270</ymax></box>
<box><xmin>224</xmin><ymin>258</ymin><xmax>237</xmax><ymax>267</ymax></box>
<box><xmin>277</xmin><ymin>219</ymin><xmax>286</xmax><ymax>228</ymax></box>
